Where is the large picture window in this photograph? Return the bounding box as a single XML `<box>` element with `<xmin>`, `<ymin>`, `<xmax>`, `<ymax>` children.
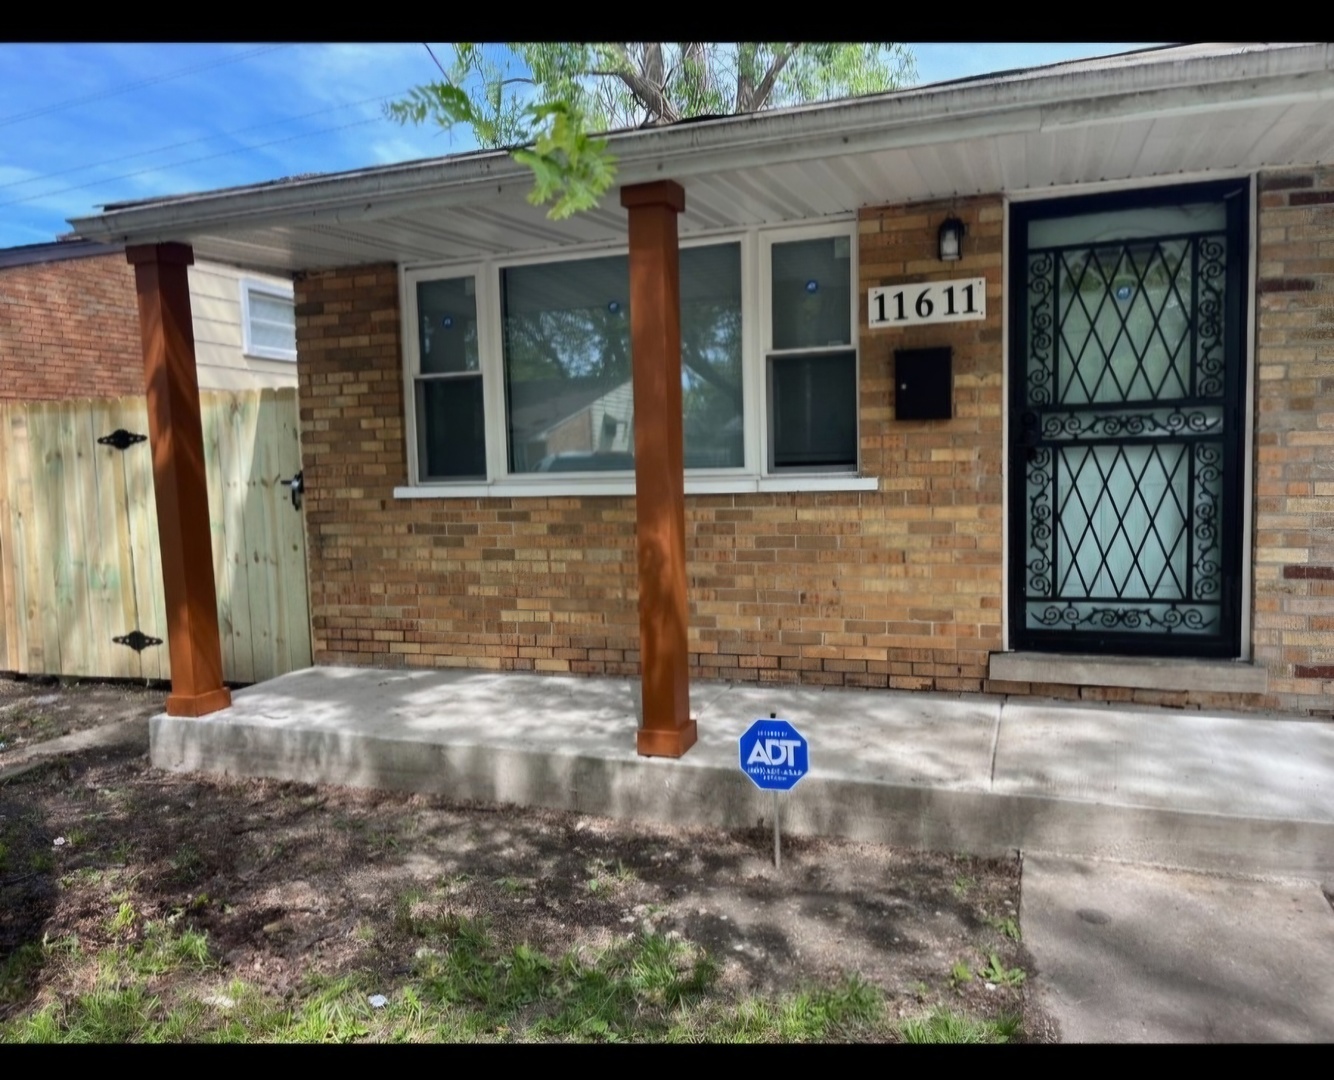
<box><xmin>403</xmin><ymin>222</ymin><xmax>858</xmax><ymax>491</ymax></box>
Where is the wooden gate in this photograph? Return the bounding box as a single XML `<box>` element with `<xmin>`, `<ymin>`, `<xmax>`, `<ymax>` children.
<box><xmin>0</xmin><ymin>389</ymin><xmax>311</xmax><ymax>683</ymax></box>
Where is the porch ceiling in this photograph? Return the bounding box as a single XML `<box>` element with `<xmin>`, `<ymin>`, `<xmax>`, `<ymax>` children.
<box><xmin>68</xmin><ymin>44</ymin><xmax>1334</xmax><ymax>276</ymax></box>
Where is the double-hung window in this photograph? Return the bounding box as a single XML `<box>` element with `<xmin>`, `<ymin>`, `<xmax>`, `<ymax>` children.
<box><xmin>402</xmin><ymin>221</ymin><xmax>860</xmax><ymax>494</ymax></box>
<box><xmin>763</xmin><ymin>232</ymin><xmax>857</xmax><ymax>472</ymax></box>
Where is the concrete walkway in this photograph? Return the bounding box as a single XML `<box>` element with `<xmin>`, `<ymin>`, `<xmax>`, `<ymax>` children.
<box><xmin>1021</xmin><ymin>854</ymin><xmax>1334</xmax><ymax>1042</ymax></box>
<box><xmin>144</xmin><ymin>665</ymin><xmax>1334</xmax><ymax>1041</ymax></box>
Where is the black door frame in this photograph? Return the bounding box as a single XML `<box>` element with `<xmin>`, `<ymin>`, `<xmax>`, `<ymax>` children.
<box><xmin>1007</xmin><ymin>178</ymin><xmax>1250</xmax><ymax>659</ymax></box>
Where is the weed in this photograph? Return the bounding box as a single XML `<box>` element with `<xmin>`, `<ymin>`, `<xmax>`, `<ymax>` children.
<box><xmin>169</xmin><ymin>844</ymin><xmax>206</xmax><ymax>885</ymax></box>
<box><xmin>978</xmin><ymin>953</ymin><xmax>1026</xmax><ymax>987</ymax></box>
<box><xmin>108</xmin><ymin>901</ymin><xmax>138</xmax><ymax>935</ymax></box>
<box><xmin>584</xmin><ymin>858</ymin><xmax>635</xmax><ymax>894</ymax></box>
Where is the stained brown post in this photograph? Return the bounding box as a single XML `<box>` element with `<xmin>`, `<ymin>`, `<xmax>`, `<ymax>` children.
<box><xmin>621</xmin><ymin>181</ymin><xmax>696</xmax><ymax>758</ymax></box>
<box><xmin>126</xmin><ymin>243</ymin><xmax>231</xmax><ymax>717</ymax></box>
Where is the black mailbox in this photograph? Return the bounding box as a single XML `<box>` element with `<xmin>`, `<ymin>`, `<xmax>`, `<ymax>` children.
<box><xmin>894</xmin><ymin>347</ymin><xmax>952</xmax><ymax>420</ymax></box>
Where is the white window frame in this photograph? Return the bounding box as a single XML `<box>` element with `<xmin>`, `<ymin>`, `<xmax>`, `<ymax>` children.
<box><xmin>396</xmin><ymin>218</ymin><xmax>876</xmax><ymax>498</ymax></box>
<box><xmin>239</xmin><ymin>278</ymin><xmax>297</xmax><ymax>362</ymax></box>
<box><xmin>759</xmin><ymin>224</ymin><xmax>860</xmax><ymax>475</ymax></box>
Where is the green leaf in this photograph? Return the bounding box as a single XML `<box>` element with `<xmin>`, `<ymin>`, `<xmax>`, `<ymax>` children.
<box><xmin>386</xmin><ymin>43</ymin><xmax>916</xmax><ymax>218</ymax></box>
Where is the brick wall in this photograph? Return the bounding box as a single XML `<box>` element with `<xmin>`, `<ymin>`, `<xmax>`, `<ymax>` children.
<box><xmin>1251</xmin><ymin>166</ymin><xmax>1334</xmax><ymax>716</ymax></box>
<box><xmin>295</xmin><ymin>182</ymin><xmax>1330</xmax><ymax>716</ymax></box>
<box><xmin>294</xmin><ymin>197</ymin><xmax>1007</xmax><ymax>691</ymax></box>
<box><xmin>0</xmin><ymin>252</ymin><xmax>144</xmax><ymax>401</ymax></box>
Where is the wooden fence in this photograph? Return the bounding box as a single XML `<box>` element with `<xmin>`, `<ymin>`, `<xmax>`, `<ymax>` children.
<box><xmin>0</xmin><ymin>389</ymin><xmax>310</xmax><ymax>684</ymax></box>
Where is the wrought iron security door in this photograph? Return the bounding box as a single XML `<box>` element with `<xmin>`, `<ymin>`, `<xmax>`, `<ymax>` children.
<box><xmin>1008</xmin><ymin>182</ymin><xmax>1248</xmax><ymax>657</ymax></box>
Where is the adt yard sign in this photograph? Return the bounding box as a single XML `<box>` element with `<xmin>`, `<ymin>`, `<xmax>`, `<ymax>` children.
<box><xmin>739</xmin><ymin>718</ymin><xmax>809</xmax><ymax>792</ymax></box>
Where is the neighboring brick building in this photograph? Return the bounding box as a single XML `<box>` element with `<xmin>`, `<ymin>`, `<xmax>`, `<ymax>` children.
<box><xmin>70</xmin><ymin>44</ymin><xmax>1334</xmax><ymax>720</ymax></box>
<box><xmin>0</xmin><ymin>239</ymin><xmax>302</xmax><ymax>400</ymax></box>
<box><xmin>0</xmin><ymin>240</ymin><xmax>143</xmax><ymax>400</ymax></box>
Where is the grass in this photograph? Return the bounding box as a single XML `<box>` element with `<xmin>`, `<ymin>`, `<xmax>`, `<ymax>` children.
<box><xmin>1</xmin><ymin>904</ymin><xmax>1031</xmax><ymax>1044</ymax></box>
<box><xmin>584</xmin><ymin>858</ymin><xmax>636</xmax><ymax>894</ymax></box>
<box><xmin>0</xmin><ymin>943</ymin><xmax>45</xmax><ymax>1006</ymax></box>
<box><xmin>169</xmin><ymin>844</ymin><xmax>206</xmax><ymax>885</ymax></box>
<box><xmin>899</xmin><ymin>1008</ymin><xmax>1022</xmax><ymax>1044</ymax></box>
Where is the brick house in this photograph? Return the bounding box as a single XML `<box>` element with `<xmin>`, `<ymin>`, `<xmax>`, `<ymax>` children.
<box><xmin>0</xmin><ymin>238</ymin><xmax>300</xmax><ymax>400</ymax></box>
<box><xmin>69</xmin><ymin>43</ymin><xmax>1334</xmax><ymax>730</ymax></box>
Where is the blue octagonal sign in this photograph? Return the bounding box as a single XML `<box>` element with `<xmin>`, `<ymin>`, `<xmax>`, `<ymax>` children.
<box><xmin>739</xmin><ymin>718</ymin><xmax>809</xmax><ymax>792</ymax></box>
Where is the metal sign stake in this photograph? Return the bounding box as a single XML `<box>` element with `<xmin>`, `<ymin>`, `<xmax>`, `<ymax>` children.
<box><xmin>739</xmin><ymin>710</ymin><xmax>809</xmax><ymax>878</ymax></box>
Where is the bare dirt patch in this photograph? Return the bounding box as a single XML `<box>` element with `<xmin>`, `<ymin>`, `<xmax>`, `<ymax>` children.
<box><xmin>0</xmin><ymin>678</ymin><xmax>1057</xmax><ymax>1042</ymax></box>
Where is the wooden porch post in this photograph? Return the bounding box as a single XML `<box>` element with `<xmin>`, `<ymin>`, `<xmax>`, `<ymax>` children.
<box><xmin>126</xmin><ymin>242</ymin><xmax>231</xmax><ymax>717</ymax></box>
<box><xmin>621</xmin><ymin>180</ymin><xmax>696</xmax><ymax>759</ymax></box>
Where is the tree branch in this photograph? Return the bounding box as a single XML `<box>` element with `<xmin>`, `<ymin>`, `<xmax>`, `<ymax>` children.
<box><xmin>682</xmin><ymin>351</ymin><xmax>743</xmax><ymax>410</ymax></box>
<box><xmin>604</xmin><ymin>43</ymin><xmax>681</xmax><ymax>123</ymax></box>
<box><xmin>751</xmin><ymin>44</ymin><xmax>799</xmax><ymax>112</ymax></box>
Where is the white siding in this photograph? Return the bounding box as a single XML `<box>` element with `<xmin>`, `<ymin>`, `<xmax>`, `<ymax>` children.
<box><xmin>188</xmin><ymin>262</ymin><xmax>298</xmax><ymax>391</ymax></box>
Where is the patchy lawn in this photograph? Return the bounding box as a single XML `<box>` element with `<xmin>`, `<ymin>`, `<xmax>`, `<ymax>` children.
<box><xmin>0</xmin><ymin>678</ymin><xmax>1056</xmax><ymax>1043</ymax></box>
<box><xmin>0</xmin><ymin>676</ymin><xmax>163</xmax><ymax>758</ymax></box>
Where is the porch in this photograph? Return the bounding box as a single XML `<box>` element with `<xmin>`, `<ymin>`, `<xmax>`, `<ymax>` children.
<box><xmin>151</xmin><ymin>667</ymin><xmax>1334</xmax><ymax>881</ymax></box>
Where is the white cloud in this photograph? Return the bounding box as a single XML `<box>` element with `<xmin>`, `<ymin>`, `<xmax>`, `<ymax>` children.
<box><xmin>265</xmin><ymin>44</ymin><xmax>434</xmax><ymax>108</ymax></box>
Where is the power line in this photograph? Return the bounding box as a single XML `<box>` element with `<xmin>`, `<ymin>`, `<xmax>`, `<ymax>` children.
<box><xmin>0</xmin><ymin>114</ymin><xmax>394</xmax><ymax>212</ymax></box>
<box><xmin>0</xmin><ymin>88</ymin><xmax>414</xmax><ymax>194</ymax></box>
<box><xmin>0</xmin><ymin>44</ymin><xmax>290</xmax><ymax>129</ymax></box>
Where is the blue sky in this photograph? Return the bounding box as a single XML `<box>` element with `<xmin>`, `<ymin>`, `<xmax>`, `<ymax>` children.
<box><xmin>0</xmin><ymin>43</ymin><xmax>1163</xmax><ymax>248</ymax></box>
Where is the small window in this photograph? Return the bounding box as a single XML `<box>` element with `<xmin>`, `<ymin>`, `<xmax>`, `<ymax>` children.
<box><xmin>766</xmin><ymin>235</ymin><xmax>857</xmax><ymax>472</ymax></box>
<box><xmin>415</xmin><ymin>275</ymin><xmax>486</xmax><ymax>480</ymax></box>
<box><xmin>240</xmin><ymin>279</ymin><xmax>297</xmax><ymax>361</ymax></box>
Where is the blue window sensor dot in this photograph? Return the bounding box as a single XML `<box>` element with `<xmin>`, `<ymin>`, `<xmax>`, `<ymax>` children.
<box><xmin>608</xmin><ymin>301</ymin><xmax>620</xmax><ymax>313</ymax></box>
<box><xmin>441</xmin><ymin>315</ymin><xmax>454</xmax><ymax>329</ymax></box>
<box><xmin>805</xmin><ymin>280</ymin><xmax>819</xmax><ymax>294</ymax></box>
<box><xmin>1115</xmin><ymin>284</ymin><xmax>1134</xmax><ymax>302</ymax></box>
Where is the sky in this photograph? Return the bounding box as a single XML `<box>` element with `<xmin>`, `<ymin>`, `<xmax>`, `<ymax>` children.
<box><xmin>0</xmin><ymin>43</ymin><xmax>1165</xmax><ymax>248</ymax></box>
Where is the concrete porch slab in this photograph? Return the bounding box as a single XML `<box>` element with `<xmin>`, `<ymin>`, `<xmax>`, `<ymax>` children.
<box><xmin>150</xmin><ymin>667</ymin><xmax>1334</xmax><ymax>880</ymax></box>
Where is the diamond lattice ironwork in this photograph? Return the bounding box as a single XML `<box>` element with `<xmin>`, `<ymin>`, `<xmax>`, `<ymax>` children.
<box><xmin>1012</xmin><ymin>193</ymin><xmax>1243</xmax><ymax>657</ymax></box>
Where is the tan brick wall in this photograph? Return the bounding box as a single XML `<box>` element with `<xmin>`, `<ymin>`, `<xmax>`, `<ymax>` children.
<box><xmin>295</xmin><ymin>180</ymin><xmax>1330</xmax><ymax>717</ymax></box>
<box><xmin>1251</xmin><ymin>166</ymin><xmax>1334</xmax><ymax>716</ymax></box>
<box><xmin>295</xmin><ymin>199</ymin><xmax>1007</xmax><ymax>689</ymax></box>
<box><xmin>0</xmin><ymin>253</ymin><xmax>144</xmax><ymax>401</ymax></box>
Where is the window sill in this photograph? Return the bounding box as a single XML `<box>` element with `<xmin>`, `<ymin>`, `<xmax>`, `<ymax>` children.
<box><xmin>988</xmin><ymin>652</ymin><xmax>1269</xmax><ymax>695</ymax></box>
<box><xmin>392</xmin><ymin>476</ymin><xmax>880</xmax><ymax>500</ymax></box>
<box><xmin>243</xmin><ymin>350</ymin><xmax>297</xmax><ymax>363</ymax></box>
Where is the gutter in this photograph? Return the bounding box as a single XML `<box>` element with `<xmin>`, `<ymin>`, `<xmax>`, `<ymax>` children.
<box><xmin>68</xmin><ymin>43</ymin><xmax>1334</xmax><ymax>243</ymax></box>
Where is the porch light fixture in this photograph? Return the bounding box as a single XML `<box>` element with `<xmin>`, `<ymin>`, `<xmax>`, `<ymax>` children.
<box><xmin>938</xmin><ymin>216</ymin><xmax>965</xmax><ymax>261</ymax></box>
